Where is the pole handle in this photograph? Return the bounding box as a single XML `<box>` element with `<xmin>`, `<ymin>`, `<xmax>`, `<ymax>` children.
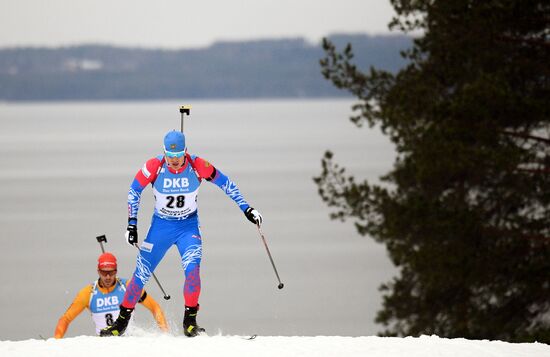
<box><xmin>179</xmin><ymin>105</ymin><xmax>191</xmax><ymax>133</ymax></box>
<box><xmin>96</xmin><ymin>235</ymin><xmax>107</xmax><ymax>253</ymax></box>
<box><xmin>179</xmin><ymin>105</ymin><xmax>191</xmax><ymax>115</ymax></box>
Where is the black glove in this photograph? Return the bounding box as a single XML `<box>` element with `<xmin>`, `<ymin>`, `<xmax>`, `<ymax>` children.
<box><xmin>126</xmin><ymin>224</ymin><xmax>138</xmax><ymax>246</ymax></box>
<box><xmin>244</xmin><ymin>207</ymin><xmax>263</xmax><ymax>226</ymax></box>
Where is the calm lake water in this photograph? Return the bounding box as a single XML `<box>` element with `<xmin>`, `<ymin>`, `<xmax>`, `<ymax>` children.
<box><xmin>0</xmin><ymin>99</ymin><xmax>397</xmax><ymax>340</ymax></box>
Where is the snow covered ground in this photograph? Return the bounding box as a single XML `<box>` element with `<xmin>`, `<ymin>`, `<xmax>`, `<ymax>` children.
<box><xmin>1</xmin><ymin>332</ymin><xmax>549</xmax><ymax>357</ymax></box>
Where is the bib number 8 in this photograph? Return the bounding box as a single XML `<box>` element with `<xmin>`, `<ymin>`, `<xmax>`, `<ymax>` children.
<box><xmin>105</xmin><ymin>313</ymin><xmax>114</xmax><ymax>326</ymax></box>
<box><xmin>166</xmin><ymin>195</ymin><xmax>185</xmax><ymax>208</ymax></box>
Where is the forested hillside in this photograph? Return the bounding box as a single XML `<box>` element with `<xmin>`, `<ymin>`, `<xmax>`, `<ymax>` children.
<box><xmin>0</xmin><ymin>34</ymin><xmax>410</xmax><ymax>100</ymax></box>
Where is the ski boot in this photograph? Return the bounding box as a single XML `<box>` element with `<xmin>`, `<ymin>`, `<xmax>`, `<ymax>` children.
<box><xmin>183</xmin><ymin>305</ymin><xmax>205</xmax><ymax>337</ymax></box>
<box><xmin>100</xmin><ymin>306</ymin><xmax>134</xmax><ymax>336</ymax></box>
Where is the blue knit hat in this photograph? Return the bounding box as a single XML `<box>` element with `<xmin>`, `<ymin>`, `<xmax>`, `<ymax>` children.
<box><xmin>164</xmin><ymin>130</ymin><xmax>186</xmax><ymax>152</ymax></box>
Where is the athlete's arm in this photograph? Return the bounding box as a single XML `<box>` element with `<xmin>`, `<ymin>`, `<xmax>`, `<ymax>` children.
<box><xmin>193</xmin><ymin>156</ymin><xmax>250</xmax><ymax>212</ymax></box>
<box><xmin>138</xmin><ymin>291</ymin><xmax>169</xmax><ymax>332</ymax></box>
<box><xmin>54</xmin><ymin>285</ymin><xmax>92</xmax><ymax>338</ymax></box>
<box><xmin>128</xmin><ymin>157</ymin><xmax>163</xmax><ymax>224</ymax></box>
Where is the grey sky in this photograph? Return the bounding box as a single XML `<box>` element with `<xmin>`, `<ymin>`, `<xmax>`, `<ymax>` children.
<box><xmin>0</xmin><ymin>0</ymin><xmax>397</xmax><ymax>49</ymax></box>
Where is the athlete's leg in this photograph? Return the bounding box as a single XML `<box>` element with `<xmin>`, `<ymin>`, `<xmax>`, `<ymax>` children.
<box><xmin>175</xmin><ymin>215</ymin><xmax>202</xmax><ymax>307</ymax></box>
<box><xmin>122</xmin><ymin>216</ymin><xmax>175</xmax><ymax>308</ymax></box>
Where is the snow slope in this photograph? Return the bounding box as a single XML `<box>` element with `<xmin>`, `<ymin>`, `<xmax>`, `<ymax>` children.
<box><xmin>1</xmin><ymin>333</ymin><xmax>549</xmax><ymax>357</ymax></box>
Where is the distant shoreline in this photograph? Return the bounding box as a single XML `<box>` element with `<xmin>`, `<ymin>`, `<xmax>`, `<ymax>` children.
<box><xmin>0</xmin><ymin>34</ymin><xmax>411</xmax><ymax>101</ymax></box>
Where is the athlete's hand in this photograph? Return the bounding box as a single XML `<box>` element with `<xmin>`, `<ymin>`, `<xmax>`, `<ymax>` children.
<box><xmin>245</xmin><ymin>207</ymin><xmax>263</xmax><ymax>226</ymax></box>
<box><xmin>126</xmin><ymin>224</ymin><xmax>138</xmax><ymax>246</ymax></box>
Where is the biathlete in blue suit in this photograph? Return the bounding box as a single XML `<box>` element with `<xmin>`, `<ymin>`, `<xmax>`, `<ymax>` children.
<box><xmin>100</xmin><ymin>130</ymin><xmax>263</xmax><ymax>337</ymax></box>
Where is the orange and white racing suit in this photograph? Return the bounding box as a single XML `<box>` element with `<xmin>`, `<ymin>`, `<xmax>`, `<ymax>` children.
<box><xmin>54</xmin><ymin>278</ymin><xmax>168</xmax><ymax>338</ymax></box>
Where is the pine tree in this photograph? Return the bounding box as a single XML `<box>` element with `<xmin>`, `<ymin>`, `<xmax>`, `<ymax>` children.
<box><xmin>315</xmin><ymin>0</ymin><xmax>550</xmax><ymax>342</ymax></box>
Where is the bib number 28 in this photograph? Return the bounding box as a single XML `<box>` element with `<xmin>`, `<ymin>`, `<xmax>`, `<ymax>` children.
<box><xmin>166</xmin><ymin>195</ymin><xmax>185</xmax><ymax>208</ymax></box>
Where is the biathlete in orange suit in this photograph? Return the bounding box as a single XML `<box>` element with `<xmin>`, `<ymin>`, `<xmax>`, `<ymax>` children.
<box><xmin>55</xmin><ymin>252</ymin><xmax>168</xmax><ymax>338</ymax></box>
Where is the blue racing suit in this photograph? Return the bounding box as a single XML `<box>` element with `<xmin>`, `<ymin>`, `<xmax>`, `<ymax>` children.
<box><xmin>122</xmin><ymin>153</ymin><xmax>250</xmax><ymax>308</ymax></box>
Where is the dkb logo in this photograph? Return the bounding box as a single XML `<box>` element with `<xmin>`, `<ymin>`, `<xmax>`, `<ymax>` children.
<box><xmin>164</xmin><ymin>178</ymin><xmax>189</xmax><ymax>188</ymax></box>
<box><xmin>97</xmin><ymin>296</ymin><xmax>120</xmax><ymax>308</ymax></box>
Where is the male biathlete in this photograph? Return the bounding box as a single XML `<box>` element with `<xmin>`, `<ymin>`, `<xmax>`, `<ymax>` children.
<box><xmin>55</xmin><ymin>252</ymin><xmax>168</xmax><ymax>338</ymax></box>
<box><xmin>100</xmin><ymin>130</ymin><xmax>262</xmax><ymax>337</ymax></box>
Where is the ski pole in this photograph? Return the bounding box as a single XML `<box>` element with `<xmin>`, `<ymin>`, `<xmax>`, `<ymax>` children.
<box><xmin>96</xmin><ymin>234</ymin><xmax>171</xmax><ymax>300</ymax></box>
<box><xmin>96</xmin><ymin>235</ymin><xmax>107</xmax><ymax>253</ymax></box>
<box><xmin>256</xmin><ymin>224</ymin><xmax>284</xmax><ymax>290</ymax></box>
<box><xmin>179</xmin><ymin>105</ymin><xmax>191</xmax><ymax>133</ymax></box>
<box><xmin>132</xmin><ymin>244</ymin><xmax>171</xmax><ymax>300</ymax></box>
